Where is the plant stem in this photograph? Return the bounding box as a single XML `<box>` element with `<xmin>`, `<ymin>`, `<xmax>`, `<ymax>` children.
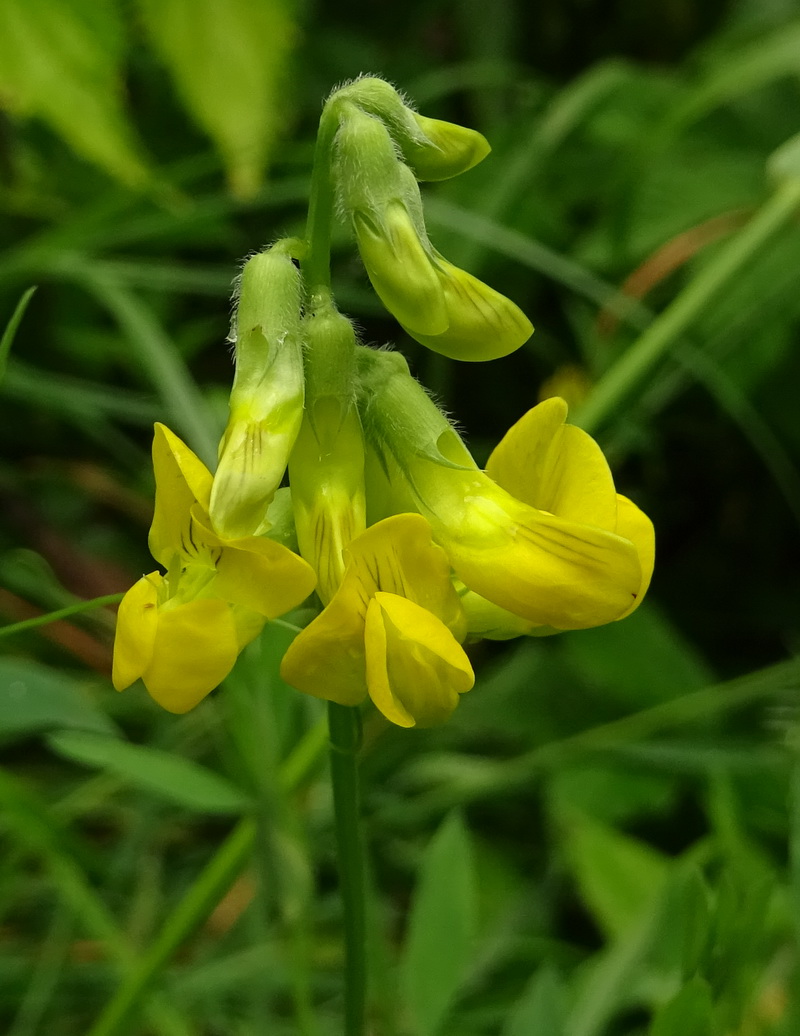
<box><xmin>0</xmin><ymin>593</ymin><xmax>124</xmax><ymax>638</ymax></box>
<box><xmin>575</xmin><ymin>177</ymin><xmax>800</xmax><ymax>434</ymax></box>
<box><xmin>327</xmin><ymin>701</ymin><xmax>367</xmax><ymax>1036</ymax></box>
<box><xmin>305</xmin><ymin>99</ymin><xmax>342</xmax><ymax>294</ymax></box>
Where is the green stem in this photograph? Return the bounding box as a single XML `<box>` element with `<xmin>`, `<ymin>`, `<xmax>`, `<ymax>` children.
<box><xmin>575</xmin><ymin>177</ymin><xmax>800</xmax><ymax>434</ymax></box>
<box><xmin>304</xmin><ymin>99</ymin><xmax>343</xmax><ymax>293</ymax></box>
<box><xmin>0</xmin><ymin>593</ymin><xmax>124</xmax><ymax>638</ymax></box>
<box><xmin>327</xmin><ymin>702</ymin><xmax>367</xmax><ymax>1036</ymax></box>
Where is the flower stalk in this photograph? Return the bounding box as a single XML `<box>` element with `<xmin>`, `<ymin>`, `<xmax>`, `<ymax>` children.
<box><xmin>327</xmin><ymin>702</ymin><xmax>367</xmax><ymax>1036</ymax></box>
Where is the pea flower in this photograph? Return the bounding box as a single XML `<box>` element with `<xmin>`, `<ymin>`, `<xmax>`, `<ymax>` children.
<box><xmin>112</xmin><ymin>424</ymin><xmax>316</xmax><ymax>713</ymax></box>
<box><xmin>280</xmin><ymin>514</ymin><xmax>474</xmax><ymax>727</ymax></box>
<box><xmin>358</xmin><ymin>349</ymin><xmax>654</xmax><ymax>632</ymax></box>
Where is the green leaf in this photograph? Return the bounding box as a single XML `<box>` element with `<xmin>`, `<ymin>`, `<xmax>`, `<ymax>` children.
<box><xmin>0</xmin><ymin>0</ymin><xmax>149</xmax><ymax>185</ymax></box>
<box><xmin>138</xmin><ymin>0</ymin><xmax>296</xmax><ymax>198</ymax></box>
<box><xmin>503</xmin><ymin>968</ymin><xmax>566</xmax><ymax>1036</ymax></box>
<box><xmin>561</xmin><ymin>813</ymin><xmax>670</xmax><ymax>941</ymax></box>
<box><xmin>563</xmin><ymin>603</ymin><xmax>715</xmax><ymax>709</ymax></box>
<box><xmin>47</xmin><ymin>730</ymin><xmax>250</xmax><ymax>814</ymax></box>
<box><xmin>649</xmin><ymin>977</ymin><xmax>713</xmax><ymax>1036</ymax></box>
<box><xmin>0</xmin><ymin>658</ymin><xmax>116</xmax><ymax>741</ymax></box>
<box><xmin>402</xmin><ymin>811</ymin><xmax>477</xmax><ymax>1035</ymax></box>
<box><xmin>0</xmin><ymin>287</ymin><xmax>36</xmax><ymax>383</ymax></box>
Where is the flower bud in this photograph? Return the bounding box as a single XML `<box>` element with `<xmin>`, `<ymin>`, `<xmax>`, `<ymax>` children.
<box><xmin>210</xmin><ymin>245</ymin><xmax>305</xmax><ymax>541</ymax></box>
<box><xmin>333</xmin><ymin>110</ymin><xmax>448</xmax><ymax>335</ymax></box>
<box><xmin>334</xmin><ymin>77</ymin><xmax>490</xmax><ymax>181</ymax></box>
<box><xmin>289</xmin><ymin>300</ymin><xmax>366</xmax><ymax>603</ymax></box>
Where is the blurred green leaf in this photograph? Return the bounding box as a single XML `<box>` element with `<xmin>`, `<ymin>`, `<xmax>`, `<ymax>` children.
<box><xmin>0</xmin><ymin>658</ymin><xmax>116</xmax><ymax>741</ymax></box>
<box><xmin>0</xmin><ymin>0</ymin><xmax>149</xmax><ymax>185</ymax></box>
<box><xmin>138</xmin><ymin>0</ymin><xmax>297</xmax><ymax>198</ymax></box>
<box><xmin>47</xmin><ymin>730</ymin><xmax>250</xmax><ymax>814</ymax></box>
<box><xmin>649</xmin><ymin>977</ymin><xmax>713</xmax><ymax>1036</ymax></box>
<box><xmin>0</xmin><ymin>287</ymin><xmax>36</xmax><ymax>383</ymax></box>
<box><xmin>561</xmin><ymin>813</ymin><xmax>670</xmax><ymax>941</ymax></box>
<box><xmin>562</xmin><ymin>603</ymin><xmax>715</xmax><ymax>709</ymax></box>
<box><xmin>549</xmin><ymin>764</ymin><xmax>674</xmax><ymax>826</ymax></box>
<box><xmin>402</xmin><ymin>811</ymin><xmax>477</xmax><ymax>1035</ymax></box>
<box><xmin>503</xmin><ymin>967</ymin><xmax>567</xmax><ymax>1036</ymax></box>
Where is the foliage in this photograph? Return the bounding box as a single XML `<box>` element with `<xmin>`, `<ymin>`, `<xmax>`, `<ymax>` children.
<box><xmin>1</xmin><ymin>0</ymin><xmax>799</xmax><ymax>1034</ymax></box>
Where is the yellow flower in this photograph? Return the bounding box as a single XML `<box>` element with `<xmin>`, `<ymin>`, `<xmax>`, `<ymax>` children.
<box><xmin>410</xmin><ymin>398</ymin><xmax>654</xmax><ymax>631</ymax></box>
<box><xmin>356</xmin><ymin>347</ymin><xmax>654</xmax><ymax>634</ymax></box>
<box><xmin>280</xmin><ymin>514</ymin><xmax>474</xmax><ymax>727</ymax></box>
<box><xmin>112</xmin><ymin>424</ymin><xmax>316</xmax><ymax>713</ymax></box>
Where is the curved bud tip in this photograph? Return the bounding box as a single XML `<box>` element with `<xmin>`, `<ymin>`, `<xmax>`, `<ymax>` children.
<box><xmin>407</xmin><ymin>114</ymin><xmax>491</xmax><ymax>181</ymax></box>
<box><xmin>402</xmin><ymin>260</ymin><xmax>533</xmax><ymax>361</ymax></box>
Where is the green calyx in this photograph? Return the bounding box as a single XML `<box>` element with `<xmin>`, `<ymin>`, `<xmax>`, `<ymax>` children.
<box><xmin>354</xmin><ymin>347</ymin><xmax>477</xmax><ymax>477</ymax></box>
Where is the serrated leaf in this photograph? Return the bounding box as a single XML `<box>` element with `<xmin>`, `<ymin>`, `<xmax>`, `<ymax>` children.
<box><xmin>138</xmin><ymin>0</ymin><xmax>296</xmax><ymax>198</ymax></box>
<box><xmin>47</xmin><ymin>730</ymin><xmax>249</xmax><ymax>814</ymax></box>
<box><xmin>562</xmin><ymin>813</ymin><xmax>670</xmax><ymax>941</ymax></box>
<box><xmin>0</xmin><ymin>658</ymin><xmax>116</xmax><ymax>741</ymax></box>
<box><xmin>0</xmin><ymin>0</ymin><xmax>149</xmax><ymax>185</ymax></box>
<box><xmin>650</xmin><ymin>977</ymin><xmax>713</xmax><ymax>1036</ymax></box>
<box><xmin>402</xmin><ymin>811</ymin><xmax>477</xmax><ymax>1035</ymax></box>
<box><xmin>503</xmin><ymin>967</ymin><xmax>567</xmax><ymax>1036</ymax></box>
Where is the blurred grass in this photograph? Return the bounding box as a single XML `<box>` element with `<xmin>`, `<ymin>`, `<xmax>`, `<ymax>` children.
<box><xmin>1</xmin><ymin>0</ymin><xmax>800</xmax><ymax>1034</ymax></box>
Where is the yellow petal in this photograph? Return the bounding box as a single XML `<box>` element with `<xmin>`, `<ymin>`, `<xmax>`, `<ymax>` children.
<box><xmin>148</xmin><ymin>424</ymin><xmax>213</xmax><ymax>567</ymax></box>
<box><xmin>614</xmin><ymin>494</ymin><xmax>655</xmax><ymax>618</ymax></box>
<box><xmin>215</xmin><ymin>535</ymin><xmax>317</xmax><ymax>618</ymax></box>
<box><xmin>142</xmin><ymin>598</ymin><xmax>239</xmax><ymax>714</ymax></box>
<box><xmin>364</xmin><ymin>593</ymin><xmax>473</xmax><ymax>727</ymax></box>
<box><xmin>460</xmin><ymin>589</ymin><xmax>541</xmax><ymax>641</ymax></box>
<box><xmin>486</xmin><ymin>397</ymin><xmax>617</xmax><ymax>530</ymax></box>
<box><xmin>279</xmin><ymin>596</ymin><xmax>368</xmax><ymax>707</ymax></box>
<box><xmin>440</xmin><ymin>493</ymin><xmax>643</xmax><ymax>630</ymax></box>
<box><xmin>401</xmin><ymin>259</ymin><xmax>532</xmax><ymax>361</ymax></box>
<box><xmin>345</xmin><ymin>513</ymin><xmax>467</xmax><ymax>638</ymax></box>
<box><xmin>112</xmin><ymin>573</ymin><xmax>161</xmax><ymax>691</ymax></box>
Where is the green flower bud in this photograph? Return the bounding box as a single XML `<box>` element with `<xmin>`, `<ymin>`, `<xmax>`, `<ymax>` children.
<box><xmin>334</xmin><ymin>110</ymin><xmax>447</xmax><ymax>334</ymax></box>
<box><xmin>334</xmin><ymin>104</ymin><xmax>532</xmax><ymax>362</ymax></box>
<box><xmin>302</xmin><ymin>294</ymin><xmax>358</xmax><ymax>448</ymax></box>
<box><xmin>289</xmin><ymin>299</ymin><xmax>366</xmax><ymax>603</ymax></box>
<box><xmin>334</xmin><ymin>77</ymin><xmax>490</xmax><ymax>181</ymax></box>
<box><xmin>210</xmin><ymin>244</ymin><xmax>305</xmax><ymax>541</ymax></box>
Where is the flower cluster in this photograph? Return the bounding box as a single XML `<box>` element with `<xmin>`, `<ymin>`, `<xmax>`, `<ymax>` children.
<box><xmin>113</xmin><ymin>77</ymin><xmax>654</xmax><ymax>725</ymax></box>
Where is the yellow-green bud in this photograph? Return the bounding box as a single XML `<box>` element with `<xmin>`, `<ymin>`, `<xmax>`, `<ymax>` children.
<box><xmin>302</xmin><ymin>295</ymin><xmax>359</xmax><ymax>448</ymax></box>
<box><xmin>400</xmin><ymin>254</ymin><xmax>533</xmax><ymax>361</ymax></box>
<box><xmin>210</xmin><ymin>245</ymin><xmax>305</xmax><ymax>541</ymax></box>
<box><xmin>334</xmin><ymin>77</ymin><xmax>491</xmax><ymax>181</ymax></box>
<box><xmin>289</xmin><ymin>406</ymin><xmax>366</xmax><ymax>604</ymax></box>
<box><xmin>334</xmin><ymin>110</ymin><xmax>447</xmax><ymax>335</ymax></box>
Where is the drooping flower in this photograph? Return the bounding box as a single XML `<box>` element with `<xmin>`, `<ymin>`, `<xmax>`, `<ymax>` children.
<box><xmin>280</xmin><ymin>513</ymin><xmax>474</xmax><ymax>727</ymax></box>
<box><xmin>112</xmin><ymin>424</ymin><xmax>316</xmax><ymax>713</ymax></box>
<box><xmin>357</xmin><ymin>348</ymin><xmax>653</xmax><ymax>632</ymax></box>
